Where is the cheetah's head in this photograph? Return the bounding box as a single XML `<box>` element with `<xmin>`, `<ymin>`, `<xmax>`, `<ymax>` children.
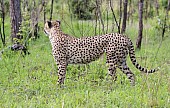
<box><xmin>44</xmin><ymin>20</ymin><xmax>61</xmax><ymax>36</ymax></box>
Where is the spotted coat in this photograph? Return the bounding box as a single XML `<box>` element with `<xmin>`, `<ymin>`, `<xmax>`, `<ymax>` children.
<box><xmin>44</xmin><ymin>20</ymin><xmax>158</xmax><ymax>85</ymax></box>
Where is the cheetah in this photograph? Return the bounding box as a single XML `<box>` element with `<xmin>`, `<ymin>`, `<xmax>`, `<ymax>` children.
<box><xmin>44</xmin><ymin>20</ymin><xmax>158</xmax><ymax>86</ymax></box>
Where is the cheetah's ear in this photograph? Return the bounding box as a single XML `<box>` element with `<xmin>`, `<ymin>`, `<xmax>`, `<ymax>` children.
<box><xmin>56</xmin><ymin>20</ymin><xmax>61</xmax><ymax>25</ymax></box>
<box><xmin>47</xmin><ymin>21</ymin><xmax>52</xmax><ymax>28</ymax></box>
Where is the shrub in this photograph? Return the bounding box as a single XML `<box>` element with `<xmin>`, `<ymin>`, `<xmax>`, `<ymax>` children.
<box><xmin>70</xmin><ymin>0</ymin><xmax>95</xmax><ymax>20</ymax></box>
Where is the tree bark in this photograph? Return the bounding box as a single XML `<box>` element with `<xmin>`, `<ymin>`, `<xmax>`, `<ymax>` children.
<box><xmin>155</xmin><ymin>0</ymin><xmax>159</xmax><ymax>16</ymax></box>
<box><xmin>31</xmin><ymin>0</ymin><xmax>38</xmax><ymax>39</ymax></box>
<box><xmin>136</xmin><ymin>0</ymin><xmax>144</xmax><ymax>49</ymax></box>
<box><xmin>42</xmin><ymin>0</ymin><xmax>46</xmax><ymax>24</ymax></box>
<box><xmin>144</xmin><ymin>0</ymin><xmax>148</xmax><ymax>20</ymax></box>
<box><xmin>109</xmin><ymin>0</ymin><xmax>120</xmax><ymax>33</ymax></box>
<box><xmin>10</xmin><ymin>0</ymin><xmax>22</xmax><ymax>42</ymax></box>
<box><xmin>162</xmin><ymin>0</ymin><xmax>170</xmax><ymax>39</ymax></box>
<box><xmin>50</xmin><ymin>0</ymin><xmax>54</xmax><ymax>21</ymax></box>
<box><xmin>167</xmin><ymin>0</ymin><xmax>170</xmax><ymax>11</ymax></box>
<box><xmin>0</xmin><ymin>0</ymin><xmax>6</xmax><ymax>46</ymax></box>
<box><xmin>118</xmin><ymin>0</ymin><xmax>122</xmax><ymax>33</ymax></box>
<box><xmin>96</xmin><ymin>0</ymin><xmax>105</xmax><ymax>34</ymax></box>
<box><xmin>121</xmin><ymin>0</ymin><xmax>128</xmax><ymax>34</ymax></box>
<box><xmin>23</xmin><ymin>0</ymin><xmax>29</xmax><ymax>12</ymax></box>
<box><xmin>128</xmin><ymin>0</ymin><xmax>134</xmax><ymax>24</ymax></box>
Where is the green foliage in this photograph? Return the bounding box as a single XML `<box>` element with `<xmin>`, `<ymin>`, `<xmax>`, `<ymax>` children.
<box><xmin>154</xmin><ymin>13</ymin><xmax>170</xmax><ymax>38</ymax></box>
<box><xmin>161</xmin><ymin>0</ymin><xmax>169</xmax><ymax>9</ymax></box>
<box><xmin>70</xmin><ymin>0</ymin><xmax>95</xmax><ymax>20</ymax></box>
<box><xmin>17</xmin><ymin>11</ymin><xmax>32</xmax><ymax>47</ymax></box>
<box><xmin>3</xmin><ymin>0</ymin><xmax>10</xmax><ymax>15</ymax></box>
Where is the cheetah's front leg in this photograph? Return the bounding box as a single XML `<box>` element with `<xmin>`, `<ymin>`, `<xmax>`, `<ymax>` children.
<box><xmin>57</xmin><ymin>64</ymin><xmax>67</xmax><ymax>85</ymax></box>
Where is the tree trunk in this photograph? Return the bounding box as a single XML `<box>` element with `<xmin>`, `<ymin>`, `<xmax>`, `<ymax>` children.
<box><xmin>149</xmin><ymin>0</ymin><xmax>153</xmax><ymax>17</ymax></box>
<box><xmin>155</xmin><ymin>0</ymin><xmax>159</xmax><ymax>16</ymax></box>
<box><xmin>10</xmin><ymin>0</ymin><xmax>22</xmax><ymax>42</ymax></box>
<box><xmin>144</xmin><ymin>0</ymin><xmax>148</xmax><ymax>20</ymax></box>
<box><xmin>23</xmin><ymin>0</ymin><xmax>29</xmax><ymax>11</ymax></box>
<box><xmin>109</xmin><ymin>0</ymin><xmax>119</xmax><ymax>33</ymax></box>
<box><xmin>0</xmin><ymin>0</ymin><xmax>6</xmax><ymax>46</ymax></box>
<box><xmin>50</xmin><ymin>0</ymin><xmax>54</xmax><ymax>21</ymax></box>
<box><xmin>162</xmin><ymin>0</ymin><xmax>170</xmax><ymax>39</ymax></box>
<box><xmin>42</xmin><ymin>0</ymin><xmax>46</xmax><ymax>24</ymax></box>
<box><xmin>128</xmin><ymin>0</ymin><xmax>134</xmax><ymax>25</ymax></box>
<box><xmin>121</xmin><ymin>0</ymin><xmax>128</xmax><ymax>34</ymax></box>
<box><xmin>96</xmin><ymin>0</ymin><xmax>105</xmax><ymax>34</ymax></box>
<box><xmin>31</xmin><ymin>0</ymin><xmax>39</xmax><ymax>39</ymax></box>
<box><xmin>167</xmin><ymin>0</ymin><xmax>170</xmax><ymax>11</ymax></box>
<box><xmin>136</xmin><ymin>0</ymin><xmax>144</xmax><ymax>49</ymax></box>
<box><xmin>118</xmin><ymin>0</ymin><xmax>122</xmax><ymax>34</ymax></box>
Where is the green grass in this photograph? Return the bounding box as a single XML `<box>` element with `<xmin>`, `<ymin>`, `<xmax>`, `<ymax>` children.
<box><xmin>0</xmin><ymin>19</ymin><xmax>170</xmax><ymax>107</ymax></box>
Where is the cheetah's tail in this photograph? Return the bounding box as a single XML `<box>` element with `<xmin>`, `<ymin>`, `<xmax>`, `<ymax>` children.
<box><xmin>128</xmin><ymin>40</ymin><xmax>159</xmax><ymax>73</ymax></box>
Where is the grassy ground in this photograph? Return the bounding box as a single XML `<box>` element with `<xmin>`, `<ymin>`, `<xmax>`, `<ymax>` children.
<box><xmin>0</xmin><ymin>18</ymin><xmax>170</xmax><ymax>107</ymax></box>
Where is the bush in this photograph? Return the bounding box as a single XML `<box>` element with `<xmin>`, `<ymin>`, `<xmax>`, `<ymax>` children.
<box><xmin>161</xmin><ymin>0</ymin><xmax>168</xmax><ymax>9</ymax></box>
<box><xmin>70</xmin><ymin>0</ymin><xmax>95</xmax><ymax>20</ymax></box>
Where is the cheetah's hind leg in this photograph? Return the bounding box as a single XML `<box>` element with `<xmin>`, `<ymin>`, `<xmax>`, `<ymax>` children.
<box><xmin>118</xmin><ymin>60</ymin><xmax>135</xmax><ymax>86</ymax></box>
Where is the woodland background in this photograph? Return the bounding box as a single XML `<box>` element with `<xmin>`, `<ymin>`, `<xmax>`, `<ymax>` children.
<box><xmin>0</xmin><ymin>0</ymin><xmax>170</xmax><ymax>107</ymax></box>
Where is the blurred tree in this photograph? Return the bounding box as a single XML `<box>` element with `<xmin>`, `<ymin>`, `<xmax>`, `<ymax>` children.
<box><xmin>121</xmin><ymin>0</ymin><xmax>128</xmax><ymax>33</ymax></box>
<box><xmin>50</xmin><ymin>0</ymin><xmax>54</xmax><ymax>20</ymax></box>
<box><xmin>161</xmin><ymin>0</ymin><xmax>170</xmax><ymax>38</ymax></box>
<box><xmin>10</xmin><ymin>0</ymin><xmax>22</xmax><ymax>42</ymax></box>
<box><xmin>21</xmin><ymin>0</ymin><xmax>44</xmax><ymax>40</ymax></box>
<box><xmin>30</xmin><ymin>0</ymin><xmax>41</xmax><ymax>39</ymax></box>
<box><xmin>42</xmin><ymin>0</ymin><xmax>46</xmax><ymax>24</ymax></box>
<box><xmin>162</xmin><ymin>0</ymin><xmax>169</xmax><ymax>9</ymax></box>
<box><xmin>155</xmin><ymin>0</ymin><xmax>159</xmax><ymax>16</ymax></box>
<box><xmin>0</xmin><ymin>0</ymin><xmax>6</xmax><ymax>46</ymax></box>
<box><xmin>109</xmin><ymin>0</ymin><xmax>120</xmax><ymax>33</ymax></box>
<box><xmin>70</xmin><ymin>0</ymin><xmax>95</xmax><ymax>20</ymax></box>
<box><xmin>95</xmin><ymin>0</ymin><xmax>105</xmax><ymax>34</ymax></box>
<box><xmin>136</xmin><ymin>0</ymin><xmax>144</xmax><ymax>49</ymax></box>
<box><xmin>119</xmin><ymin>0</ymin><xmax>122</xmax><ymax>33</ymax></box>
